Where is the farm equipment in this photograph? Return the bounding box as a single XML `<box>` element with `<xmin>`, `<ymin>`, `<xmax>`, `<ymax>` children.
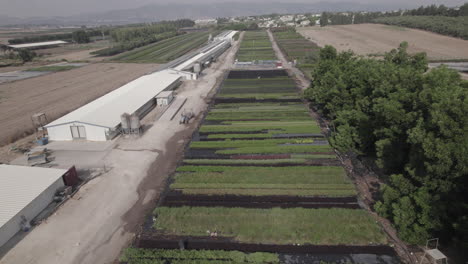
<box><xmin>26</xmin><ymin>148</ymin><xmax>51</xmax><ymax>166</ymax></box>
<box><xmin>179</xmin><ymin>109</ymin><xmax>194</xmax><ymax>124</ymax></box>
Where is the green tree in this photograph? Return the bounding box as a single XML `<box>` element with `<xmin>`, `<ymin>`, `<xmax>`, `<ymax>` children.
<box><xmin>72</xmin><ymin>30</ymin><xmax>90</xmax><ymax>44</ymax></box>
<box><xmin>17</xmin><ymin>49</ymin><xmax>36</xmax><ymax>62</ymax></box>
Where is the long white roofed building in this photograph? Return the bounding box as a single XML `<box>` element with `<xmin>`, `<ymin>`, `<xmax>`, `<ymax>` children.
<box><xmin>45</xmin><ymin>70</ymin><xmax>182</xmax><ymax>141</ymax></box>
<box><xmin>44</xmin><ymin>31</ymin><xmax>237</xmax><ymax>142</ymax></box>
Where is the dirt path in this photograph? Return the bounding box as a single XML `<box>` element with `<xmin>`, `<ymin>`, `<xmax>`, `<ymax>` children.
<box><xmin>269</xmin><ymin>29</ymin><xmax>417</xmax><ymax>264</ymax></box>
<box><xmin>0</xmin><ymin>34</ymin><xmax>243</xmax><ymax>264</ymax></box>
<box><xmin>267</xmin><ymin>30</ymin><xmax>310</xmax><ymax>90</ymax></box>
<box><xmin>298</xmin><ymin>24</ymin><xmax>468</xmax><ymax>60</ymax></box>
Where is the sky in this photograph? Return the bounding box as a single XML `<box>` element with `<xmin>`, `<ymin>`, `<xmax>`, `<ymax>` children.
<box><xmin>1</xmin><ymin>0</ymin><xmax>466</xmax><ymax>17</ymax></box>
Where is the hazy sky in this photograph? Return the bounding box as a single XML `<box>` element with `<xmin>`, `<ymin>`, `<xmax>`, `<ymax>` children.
<box><xmin>1</xmin><ymin>0</ymin><xmax>466</xmax><ymax>17</ymax></box>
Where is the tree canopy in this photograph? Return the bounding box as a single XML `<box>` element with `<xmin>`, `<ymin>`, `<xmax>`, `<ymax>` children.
<box><xmin>304</xmin><ymin>44</ymin><xmax>468</xmax><ymax>256</ymax></box>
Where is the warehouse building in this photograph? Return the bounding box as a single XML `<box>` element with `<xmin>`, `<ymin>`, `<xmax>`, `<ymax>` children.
<box><xmin>0</xmin><ymin>165</ymin><xmax>68</xmax><ymax>248</ymax></box>
<box><xmin>45</xmin><ymin>70</ymin><xmax>182</xmax><ymax>141</ymax></box>
<box><xmin>7</xmin><ymin>40</ymin><xmax>68</xmax><ymax>50</ymax></box>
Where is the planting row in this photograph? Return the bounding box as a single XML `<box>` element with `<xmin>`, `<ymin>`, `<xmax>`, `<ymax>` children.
<box><xmin>128</xmin><ymin>70</ymin><xmax>391</xmax><ymax>263</ymax></box>
<box><xmin>236</xmin><ymin>31</ymin><xmax>276</xmax><ymax>62</ymax></box>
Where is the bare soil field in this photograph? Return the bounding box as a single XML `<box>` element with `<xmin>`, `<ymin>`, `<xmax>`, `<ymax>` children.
<box><xmin>0</xmin><ymin>62</ymin><xmax>160</xmax><ymax>146</ymax></box>
<box><xmin>298</xmin><ymin>24</ymin><xmax>468</xmax><ymax>60</ymax></box>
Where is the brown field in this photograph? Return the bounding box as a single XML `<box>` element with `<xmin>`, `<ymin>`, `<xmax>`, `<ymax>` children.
<box><xmin>298</xmin><ymin>24</ymin><xmax>468</xmax><ymax>60</ymax></box>
<box><xmin>0</xmin><ymin>62</ymin><xmax>160</xmax><ymax>145</ymax></box>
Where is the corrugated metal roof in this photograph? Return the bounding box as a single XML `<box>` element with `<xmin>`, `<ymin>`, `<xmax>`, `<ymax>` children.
<box><xmin>8</xmin><ymin>40</ymin><xmax>68</xmax><ymax>49</ymax></box>
<box><xmin>0</xmin><ymin>165</ymin><xmax>67</xmax><ymax>228</ymax></box>
<box><xmin>45</xmin><ymin>69</ymin><xmax>182</xmax><ymax>129</ymax></box>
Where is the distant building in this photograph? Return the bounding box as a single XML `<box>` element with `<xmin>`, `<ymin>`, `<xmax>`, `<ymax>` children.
<box><xmin>280</xmin><ymin>15</ymin><xmax>294</xmax><ymax>22</ymax></box>
<box><xmin>195</xmin><ymin>19</ymin><xmax>217</xmax><ymax>26</ymax></box>
<box><xmin>7</xmin><ymin>40</ymin><xmax>68</xmax><ymax>50</ymax></box>
<box><xmin>300</xmin><ymin>20</ymin><xmax>311</xmax><ymax>26</ymax></box>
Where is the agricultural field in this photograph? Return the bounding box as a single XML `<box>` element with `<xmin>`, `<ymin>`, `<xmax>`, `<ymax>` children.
<box><xmin>128</xmin><ymin>69</ymin><xmax>393</xmax><ymax>262</ymax></box>
<box><xmin>297</xmin><ymin>23</ymin><xmax>468</xmax><ymax>61</ymax></box>
<box><xmin>112</xmin><ymin>32</ymin><xmax>211</xmax><ymax>63</ymax></box>
<box><xmin>272</xmin><ymin>29</ymin><xmax>320</xmax><ymax>78</ymax></box>
<box><xmin>236</xmin><ymin>31</ymin><xmax>276</xmax><ymax>62</ymax></box>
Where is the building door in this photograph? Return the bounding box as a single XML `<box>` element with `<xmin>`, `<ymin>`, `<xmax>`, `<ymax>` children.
<box><xmin>70</xmin><ymin>125</ymin><xmax>86</xmax><ymax>139</ymax></box>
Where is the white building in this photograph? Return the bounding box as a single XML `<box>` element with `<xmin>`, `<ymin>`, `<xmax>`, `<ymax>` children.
<box><xmin>156</xmin><ymin>91</ymin><xmax>175</xmax><ymax>106</ymax></box>
<box><xmin>194</xmin><ymin>19</ymin><xmax>217</xmax><ymax>26</ymax></box>
<box><xmin>45</xmin><ymin>70</ymin><xmax>182</xmax><ymax>141</ymax></box>
<box><xmin>280</xmin><ymin>15</ymin><xmax>294</xmax><ymax>22</ymax></box>
<box><xmin>300</xmin><ymin>20</ymin><xmax>311</xmax><ymax>27</ymax></box>
<box><xmin>0</xmin><ymin>165</ymin><xmax>67</xmax><ymax>248</ymax></box>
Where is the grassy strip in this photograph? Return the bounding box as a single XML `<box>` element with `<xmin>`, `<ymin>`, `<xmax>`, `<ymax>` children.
<box><xmin>183</xmin><ymin>159</ymin><xmax>308</xmax><ymax>165</ymax></box>
<box><xmin>200</xmin><ymin>122</ymin><xmax>321</xmax><ymax>134</ymax></box>
<box><xmin>27</xmin><ymin>65</ymin><xmax>78</xmax><ymax>72</ymax></box>
<box><xmin>120</xmin><ymin>248</ymin><xmax>279</xmax><ymax>264</ymax></box>
<box><xmin>153</xmin><ymin>207</ymin><xmax>387</xmax><ymax>245</ymax></box>
<box><xmin>190</xmin><ymin>139</ymin><xmax>315</xmax><ymax>149</ymax></box>
<box><xmin>174</xmin><ymin>166</ymin><xmax>349</xmax><ymax>184</ymax></box>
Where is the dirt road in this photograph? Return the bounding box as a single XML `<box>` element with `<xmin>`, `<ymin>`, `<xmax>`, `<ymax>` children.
<box><xmin>298</xmin><ymin>24</ymin><xmax>468</xmax><ymax>60</ymax></box>
<box><xmin>0</xmin><ymin>35</ymin><xmax>242</xmax><ymax>264</ymax></box>
<box><xmin>268</xmin><ymin>30</ymin><xmax>310</xmax><ymax>90</ymax></box>
<box><xmin>0</xmin><ymin>63</ymin><xmax>160</xmax><ymax>146</ymax></box>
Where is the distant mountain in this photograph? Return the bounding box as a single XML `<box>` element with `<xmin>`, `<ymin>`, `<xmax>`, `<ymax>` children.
<box><xmin>0</xmin><ymin>2</ymin><xmax>414</xmax><ymax>26</ymax></box>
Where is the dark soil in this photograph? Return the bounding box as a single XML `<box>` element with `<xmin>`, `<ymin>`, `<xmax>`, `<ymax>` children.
<box><xmin>228</xmin><ymin>69</ymin><xmax>288</xmax><ymax>79</ymax></box>
<box><xmin>137</xmin><ymin>236</ymin><xmax>397</xmax><ymax>256</ymax></box>
<box><xmin>214</xmin><ymin>98</ymin><xmax>302</xmax><ymax>104</ymax></box>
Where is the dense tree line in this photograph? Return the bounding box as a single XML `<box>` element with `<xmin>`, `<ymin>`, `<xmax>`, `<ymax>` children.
<box><xmin>407</xmin><ymin>3</ymin><xmax>468</xmax><ymax>16</ymax></box>
<box><xmin>319</xmin><ymin>2</ymin><xmax>468</xmax><ymax>27</ymax></box>
<box><xmin>374</xmin><ymin>16</ymin><xmax>468</xmax><ymax>40</ymax></box>
<box><xmin>218</xmin><ymin>23</ymin><xmax>259</xmax><ymax>31</ymax></box>
<box><xmin>8</xmin><ymin>29</ymin><xmax>109</xmax><ymax>44</ymax></box>
<box><xmin>304</xmin><ymin>44</ymin><xmax>468</xmax><ymax>257</ymax></box>
<box><xmin>109</xmin><ymin>19</ymin><xmax>193</xmax><ymax>42</ymax></box>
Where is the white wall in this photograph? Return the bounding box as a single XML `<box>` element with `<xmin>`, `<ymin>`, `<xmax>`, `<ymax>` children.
<box><xmin>0</xmin><ymin>177</ymin><xmax>64</xmax><ymax>248</ymax></box>
<box><xmin>47</xmin><ymin>123</ymin><xmax>109</xmax><ymax>142</ymax></box>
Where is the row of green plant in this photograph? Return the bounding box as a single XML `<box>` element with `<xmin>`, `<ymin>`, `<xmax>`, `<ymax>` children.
<box><xmin>304</xmin><ymin>42</ymin><xmax>468</xmax><ymax>248</ymax></box>
<box><xmin>183</xmin><ymin>158</ymin><xmax>332</xmax><ymax>165</ymax></box>
<box><xmin>120</xmin><ymin>248</ymin><xmax>279</xmax><ymax>264</ymax></box>
<box><xmin>205</xmin><ymin>110</ymin><xmax>309</xmax><ymax>121</ymax></box>
<box><xmin>153</xmin><ymin>207</ymin><xmax>387</xmax><ymax>245</ymax></box>
<box><xmin>236</xmin><ymin>31</ymin><xmax>276</xmax><ymax>61</ymax></box>
<box><xmin>112</xmin><ymin>31</ymin><xmax>212</xmax><ymax>63</ymax></box>
<box><xmin>171</xmin><ymin>165</ymin><xmax>353</xmax><ymax>197</ymax></box>
<box><xmin>199</xmin><ymin>121</ymin><xmax>321</xmax><ymax>134</ymax></box>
